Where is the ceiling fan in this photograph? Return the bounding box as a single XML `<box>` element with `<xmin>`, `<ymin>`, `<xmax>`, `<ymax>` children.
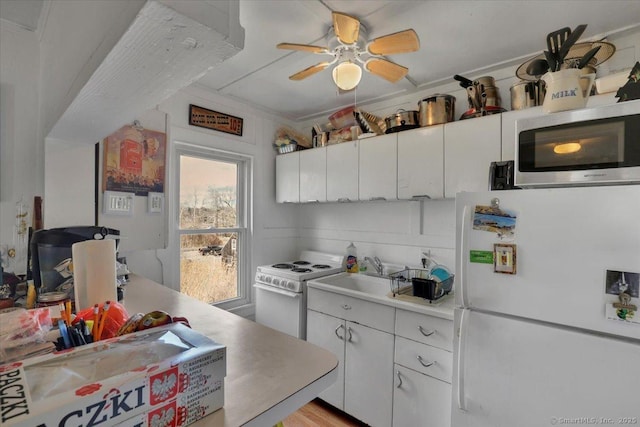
<box><xmin>277</xmin><ymin>11</ymin><xmax>420</xmax><ymax>91</ymax></box>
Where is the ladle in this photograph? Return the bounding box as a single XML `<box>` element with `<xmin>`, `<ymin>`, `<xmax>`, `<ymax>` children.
<box><xmin>526</xmin><ymin>59</ymin><xmax>550</xmax><ymax>78</ymax></box>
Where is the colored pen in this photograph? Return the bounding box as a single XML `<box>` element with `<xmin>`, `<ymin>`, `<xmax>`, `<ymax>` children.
<box><xmin>92</xmin><ymin>304</ymin><xmax>100</xmax><ymax>341</ymax></box>
<box><xmin>97</xmin><ymin>301</ymin><xmax>110</xmax><ymax>341</ymax></box>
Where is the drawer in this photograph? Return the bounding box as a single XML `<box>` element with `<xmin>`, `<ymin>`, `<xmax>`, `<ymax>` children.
<box><xmin>395</xmin><ymin>336</ymin><xmax>452</xmax><ymax>383</ymax></box>
<box><xmin>395</xmin><ymin>309</ymin><xmax>453</xmax><ymax>351</ymax></box>
<box><xmin>307</xmin><ymin>288</ymin><xmax>395</xmax><ymax>333</ymax></box>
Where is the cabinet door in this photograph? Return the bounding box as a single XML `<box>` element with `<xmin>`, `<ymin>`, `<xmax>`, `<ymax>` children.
<box><xmin>299</xmin><ymin>147</ymin><xmax>327</xmax><ymax>202</ymax></box>
<box><xmin>306</xmin><ymin>310</ymin><xmax>345</xmax><ymax>410</ymax></box>
<box><xmin>344</xmin><ymin>322</ymin><xmax>394</xmax><ymax>427</ymax></box>
<box><xmin>358</xmin><ymin>134</ymin><xmax>397</xmax><ymax>201</ymax></box>
<box><xmin>397</xmin><ymin>126</ymin><xmax>444</xmax><ymax>199</ymax></box>
<box><xmin>393</xmin><ymin>364</ymin><xmax>452</xmax><ymax>427</ymax></box>
<box><xmin>326</xmin><ymin>141</ymin><xmax>358</xmax><ymax>202</ymax></box>
<box><xmin>275</xmin><ymin>152</ymin><xmax>299</xmax><ymax>203</ymax></box>
<box><xmin>444</xmin><ymin>114</ymin><xmax>501</xmax><ymax>198</ymax></box>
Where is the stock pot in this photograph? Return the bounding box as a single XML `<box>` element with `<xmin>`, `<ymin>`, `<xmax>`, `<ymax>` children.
<box><xmin>384</xmin><ymin>109</ymin><xmax>419</xmax><ymax>133</ymax></box>
<box><xmin>418</xmin><ymin>94</ymin><xmax>456</xmax><ymax>126</ymax></box>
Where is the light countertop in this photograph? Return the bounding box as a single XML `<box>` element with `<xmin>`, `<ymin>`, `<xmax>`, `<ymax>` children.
<box><xmin>121</xmin><ymin>274</ymin><xmax>338</xmax><ymax>426</ymax></box>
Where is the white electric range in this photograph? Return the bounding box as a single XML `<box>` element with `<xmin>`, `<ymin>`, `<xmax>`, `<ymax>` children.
<box><xmin>254</xmin><ymin>250</ymin><xmax>345</xmax><ymax>339</ymax></box>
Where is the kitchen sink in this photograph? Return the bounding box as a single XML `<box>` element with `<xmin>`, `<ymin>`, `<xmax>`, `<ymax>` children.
<box><xmin>308</xmin><ymin>272</ymin><xmax>390</xmax><ymax>296</ymax></box>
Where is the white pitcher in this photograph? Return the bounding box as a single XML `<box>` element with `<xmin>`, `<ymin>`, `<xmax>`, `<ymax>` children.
<box><xmin>541</xmin><ymin>68</ymin><xmax>596</xmax><ymax>113</ymax></box>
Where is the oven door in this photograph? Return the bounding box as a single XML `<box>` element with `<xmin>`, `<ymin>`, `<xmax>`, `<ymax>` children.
<box><xmin>254</xmin><ymin>282</ymin><xmax>306</xmax><ymax>339</ymax></box>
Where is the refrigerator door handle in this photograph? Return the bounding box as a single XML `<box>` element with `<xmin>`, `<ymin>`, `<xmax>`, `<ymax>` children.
<box><xmin>459</xmin><ymin>205</ymin><xmax>470</xmax><ymax>308</ymax></box>
<box><xmin>456</xmin><ymin>308</ymin><xmax>468</xmax><ymax>410</ymax></box>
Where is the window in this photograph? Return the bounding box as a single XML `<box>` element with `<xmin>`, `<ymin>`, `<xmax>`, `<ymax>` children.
<box><xmin>176</xmin><ymin>145</ymin><xmax>251</xmax><ymax>309</ymax></box>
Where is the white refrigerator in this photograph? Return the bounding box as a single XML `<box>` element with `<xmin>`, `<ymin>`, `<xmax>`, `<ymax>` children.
<box><xmin>452</xmin><ymin>185</ymin><xmax>640</xmax><ymax>427</ymax></box>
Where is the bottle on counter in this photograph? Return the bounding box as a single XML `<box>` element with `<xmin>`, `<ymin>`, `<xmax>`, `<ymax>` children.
<box><xmin>346</xmin><ymin>242</ymin><xmax>358</xmax><ymax>273</ymax></box>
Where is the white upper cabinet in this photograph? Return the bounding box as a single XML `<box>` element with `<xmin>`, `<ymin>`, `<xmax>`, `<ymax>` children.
<box><xmin>444</xmin><ymin>114</ymin><xmax>501</xmax><ymax>198</ymax></box>
<box><xmin>358</xmin><ymin>134</ymin><xmax>397</xmax><ymax>201</ymax></box>
<box><xmin>275</xmin><ymin>152</ymin><xmax>299</xmax><ymax>203</ymax></box>
<box><xmin>299</xmin><ymin>147</ymin><xmax>327</xmax><ymax>203</ymax></box>
<box><xmin>397</xmin><ymin>126</ymin><xmax>444</xmax><ymax>200</ymax></box>
<box><xmin>326</xmin><ymin>141</ymin><xmax>358</xmax><ymax>202</ymax></box>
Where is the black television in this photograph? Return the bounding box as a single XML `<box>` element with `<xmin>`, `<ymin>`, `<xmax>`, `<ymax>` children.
<box><xmin>30</xmin><ymin>226</ymin><xmax>120</xmax><ymax>293</ymax></box>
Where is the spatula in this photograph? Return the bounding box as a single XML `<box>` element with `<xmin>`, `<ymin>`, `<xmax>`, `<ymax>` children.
<box><xmin>577</xmin><ymin>45</ymin><xmax>601</xmax><ymax>69</ymax></box>
<box><xmin>547</xmin><ymin>27</ymin><xmax>571</xmax><ymax>71</ymax></box>
<box><xmin>556</xmin><ymin>24</ymin><xmax>588</xmax><ymax>70</ymax></box>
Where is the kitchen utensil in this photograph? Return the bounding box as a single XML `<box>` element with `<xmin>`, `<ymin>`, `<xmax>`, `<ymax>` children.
<box><xmin>543</xmin><ymin>50</ymin><xmax>557</xmax><ymax>75</ymax></box>
<box><xmin>454</xmin><ymin>74</ymin><xmax>474</xmax><ymax>88</ymax></box>
<box><xmin>546</xmin><ymin>27</ymin><xmax>571</xmax><ymax>71</ymax></box>
<box><xmin>384</xmin><ymin>109</ymin><xmax>419</xmax><ymax>133</ymax></box>
<box><xmin>556</xmin><ymin>24</ymin><xmax>587</xmax><ymax>69</ymax></box>
<box><xmin>577</xmin><ymin>45</ymin><xmax>601</xmax><ymax>69</ymax></box>
<box><xmin>541</xmin><ymin>68</ymin><xmax>595</xmax><ymax>113</ymax></box>
<box><xmin>526</xmin><ymin>59</ymin><xmax>549</xmax><ymax>78</ymax></box>
<box><xmin>417</xmin><ymin>94</ymin><xmax>456</xmax><ymax>126</ymax></box>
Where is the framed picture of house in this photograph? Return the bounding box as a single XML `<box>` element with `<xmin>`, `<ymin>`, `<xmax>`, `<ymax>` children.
<box><xmin>102</xmin><ymin>124</ymin><xmax>167</xmax><ymax>196</ymax></box>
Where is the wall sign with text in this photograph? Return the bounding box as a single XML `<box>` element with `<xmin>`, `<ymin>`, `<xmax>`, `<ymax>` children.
<box><xmin>189</xmin><ymin>104</ymin><xmax>243</xmax><ymax>136</ymax></box>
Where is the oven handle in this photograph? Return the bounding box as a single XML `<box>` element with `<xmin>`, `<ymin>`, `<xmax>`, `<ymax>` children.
<box><xmin>253</xmin><ymin>283</ymin><xmax>301</xmax><ymax>298</ymax></box>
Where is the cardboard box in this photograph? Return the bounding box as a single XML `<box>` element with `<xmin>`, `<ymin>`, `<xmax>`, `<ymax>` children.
<box><xmin>0</xmin><ymin>323</ymin><xmax>226</xmax><ymax>427</ymax></box>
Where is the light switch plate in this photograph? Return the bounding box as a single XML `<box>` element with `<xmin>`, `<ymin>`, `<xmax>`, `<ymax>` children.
<box><xmin>148</xmin><ymin>192</ymin><xmax>163</xmax><ymax>214</ymax></box>
<box><xmin>103</xmin><ymin>191</ymin><xmax>134</xmax><ymax>216</ymax></box>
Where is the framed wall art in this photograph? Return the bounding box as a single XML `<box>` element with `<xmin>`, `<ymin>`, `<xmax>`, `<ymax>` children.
<box><xmin>102</xmin><ymin>124</ymin><xmax>166</xmax><ymax>196</ymax></box>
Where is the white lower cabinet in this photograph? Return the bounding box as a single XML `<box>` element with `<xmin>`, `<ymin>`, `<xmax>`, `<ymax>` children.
<box><xmin>393</xmin><ymin>364</ymin><xmax>452</xmax><ymax>427</ymax></box>
<box><xmin>307</xmin><ymin>287</ymin><xmax>454</xmax><ymax>427</ymax></box>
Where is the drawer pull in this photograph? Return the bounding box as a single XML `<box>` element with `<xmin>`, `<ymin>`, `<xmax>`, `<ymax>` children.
<box><xmin>342</xmin><ymin>304</ymin><xmax>352</xmax><ymax>310</ymax></box>
<box><xmin>417</xmin><ymin>355</ymin><xmax>434</xmax><ymax>368</ymax></box>
<box><xmin>347</xmin><ymin>327</ymin><xmax>353</xmax><ymax>342</ymax></box>
<box><xmin>418</xmin><ymin>326</ymin><xmax>436</xmax><ymax>337</ymax></box>
<box><xmin>334</xmin><ymin>324</ymin><xmax>345</xmax><ymax>340</ymax></box>
<box><xmin>396</xmin><ymin>370</ymin><xmax>403</xmax><ymax>388</ymax></box>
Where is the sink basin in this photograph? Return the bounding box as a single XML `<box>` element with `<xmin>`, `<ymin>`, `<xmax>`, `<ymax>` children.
<box><xmin>310</xmin><ymin>273</ymin><xmax>390</xmax><ymax>296</ymax></box>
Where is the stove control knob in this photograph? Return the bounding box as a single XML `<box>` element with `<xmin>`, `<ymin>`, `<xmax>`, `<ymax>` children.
<box><xmin>265</xmin><ymin>276</ymin><xmax>272</xmax><ymax>283</ymax></box>
<box><xmin>273</xmin><ymin>278</ymin><xmax>280</xmax><ymax>286</ymax></box>
<box><xmin>287</xmin><ymin>282</ymin><xmax>295</xmax><ymax>290</ymax></box>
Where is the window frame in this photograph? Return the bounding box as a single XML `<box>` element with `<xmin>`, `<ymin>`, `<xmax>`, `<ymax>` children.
<box><xmin>173</xmin><ymin>141</ymin><xmax>252</xmax><ymax>311</ymax></box>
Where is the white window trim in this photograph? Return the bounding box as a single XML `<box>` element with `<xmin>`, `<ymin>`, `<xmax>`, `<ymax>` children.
<box><xmin>168</xmin><ymin>140</ymin><xmax>253</xmax><ymax>311</ymax></box>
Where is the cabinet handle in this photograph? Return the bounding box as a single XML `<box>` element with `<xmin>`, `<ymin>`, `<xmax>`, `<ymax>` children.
<box><xmin>396</xmin><ymin>370</ymin><xmax>403</xmax><ymax>389</ymax></box>
<box><xmin>418</xmin><ymin>325</ymin><xmax>435</xmax><ymax>337</ymax></box>
<box><xmin>369</xmin><ymin>197</ymin><xmax>386</xmax><ymax>201</ymax></box>
<box><xmin>342</xmin><ymin>304</ymin><xmax>352</xmax><ymax>310</ymax></box>
<box><xmin>417</xmin><ymin>355</ymin><xmax>434</xmax><ymax>368</ymax></box>
<box><xmin>411</xmin><ymin>194</ymin><xmax>432</xmax><ymax>200</ymax></box>
<box><xmin>347</xmin><ymin>327</ymin><xmax>353</xmax><ymax>342</ymax></box>
<box><xmin>337</xmin><ymin>198</ymin><xmax>351</xmax><ymax>203</ymax></box>
<box><xmin>334</xmin><ymin>324</ymin><xmax>345</xmax><ymax>340</ymax></box>
<box><xmin>306</xmin><ymin>199</ymin><xmax>320</xmax><ymax>203</ymax></box>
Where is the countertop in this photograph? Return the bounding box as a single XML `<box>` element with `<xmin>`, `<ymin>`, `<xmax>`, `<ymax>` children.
<box><xmin>307</xmin><ymin>273</ymin><xmax>455</xmax><ymax>321</ymax></box>
<box><xmin>121</xmin><ymin>274</ymin><xmax>338</xmax><ymax>426</ymax></box>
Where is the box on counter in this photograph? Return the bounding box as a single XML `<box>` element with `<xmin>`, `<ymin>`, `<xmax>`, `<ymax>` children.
<box><xmin>0</xmin><ymin>323</ymin><xmax>226</xmax><ymax>427</ymax></box>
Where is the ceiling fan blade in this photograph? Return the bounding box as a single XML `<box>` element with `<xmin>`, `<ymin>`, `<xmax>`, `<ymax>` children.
<box><xmin>289</xmin><ymin>62</ymin><xmax>331</xmax><ymax>80</ymax></box>
<box><xmin>365</xmin><ymin>58</ymin><xmax>408</xmax><ymax>83</ymax></box>
<box><xmin>367</xmin><ymin>29</ymin><xmax>420</xmax><ymax>55</ymax></box>
<box><xmin>332</xmin><ymin>12</ymin><xmax>360</xmax><ymax>44</ymax></box>
<box><xmin>277</xmin><ymin>43</ymin><xmax>328</xmax><ymax>54</ymax></box>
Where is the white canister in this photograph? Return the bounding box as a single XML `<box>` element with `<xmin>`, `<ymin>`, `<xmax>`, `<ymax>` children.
<box><xmin>541</xmin><ymin>69</ymin><xmax>595</xmax><ymax>113</ymax></box>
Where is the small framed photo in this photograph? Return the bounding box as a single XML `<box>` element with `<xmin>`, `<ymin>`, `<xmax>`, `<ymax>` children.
<box><xmin>494</xmin><ymin>243</ymin><xmax>517</xmax><ymax>274</ymax></box>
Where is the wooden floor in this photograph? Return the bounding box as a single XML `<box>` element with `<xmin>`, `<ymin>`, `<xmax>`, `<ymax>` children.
<box><xmin>282</xmin><ymin>399</ymin><xmax>367</xmax><ymax>427</ymax></box>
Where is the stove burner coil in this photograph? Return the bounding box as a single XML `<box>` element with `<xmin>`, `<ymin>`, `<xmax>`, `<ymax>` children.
<box><xmin>291</xmin><ymin>268</ymin><xmax>312</xmax><ymax>273</ymax></box>
<box><xmin>272</xmin><ymin>263</ymin><xmax>295</xmax><ymax>269</ymax></box>
<box><xmin>293</xmin><ymin>260</ymin><xmax>311</xmax><ymax>265</ymax></box>
<box><xmin>312</xmin><ymin>264</ymin><xmax>331</xmax><ymax>269</ymax></box>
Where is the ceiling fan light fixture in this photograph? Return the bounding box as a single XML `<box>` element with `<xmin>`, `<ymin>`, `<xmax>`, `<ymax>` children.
<box><xmin>332</xmin><ymin>61</ymin><xmax>362</xmax><ymax>90</ymax></box>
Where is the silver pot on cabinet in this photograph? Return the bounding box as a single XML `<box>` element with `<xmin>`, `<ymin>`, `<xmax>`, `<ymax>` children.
<box><xmin>418</xmin><ymin>94</ymin><xmax>456</xmax><ymax>126</ymax></box>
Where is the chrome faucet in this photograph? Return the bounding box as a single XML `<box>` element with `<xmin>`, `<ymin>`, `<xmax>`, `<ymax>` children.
<box><xmin>364</xmin><ymin>256</ymin><xmax>384</xmax><ymax>276</ymax></box>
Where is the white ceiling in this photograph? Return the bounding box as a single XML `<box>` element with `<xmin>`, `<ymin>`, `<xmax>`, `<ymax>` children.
<box><xmin>3</xmin><ymin>0</ymin><xmax>640</xmax><ymax>124</ymax></box>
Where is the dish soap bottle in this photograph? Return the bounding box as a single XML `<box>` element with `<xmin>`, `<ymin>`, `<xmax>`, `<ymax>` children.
<box><xmin>346</xmin><ymin>242</ymin><xmax>358</xmax><ymax>273</ymax></box>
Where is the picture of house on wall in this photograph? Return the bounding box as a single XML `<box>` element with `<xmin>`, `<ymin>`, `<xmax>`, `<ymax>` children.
<box><xmin>103</xmin><ymin>124</ymin><xmax>167</xmax><ymax>195</ymax></box>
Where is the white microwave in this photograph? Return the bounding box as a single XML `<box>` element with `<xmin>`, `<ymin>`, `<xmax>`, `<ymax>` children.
<box><xmin>515</xmin><ymin>100</ymin><xmax>640</xmax><ymax>188</ymax></box>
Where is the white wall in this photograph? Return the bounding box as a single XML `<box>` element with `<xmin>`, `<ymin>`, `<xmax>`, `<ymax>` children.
<box><xmin>0</xmin><ymin>20</ymin><xmax>41</xmax><ymax>275</ymax></box>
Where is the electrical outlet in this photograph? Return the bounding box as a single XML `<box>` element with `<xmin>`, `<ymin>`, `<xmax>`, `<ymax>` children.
<box><xmin>148</xmin><ymin>192</ymin><xmax>163</xmax><ymax>214</ymax></box>
<box><xmin>103</xmin><ymin>191</ymin><xmax>134</xmax><ymax>216</ymax></box>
